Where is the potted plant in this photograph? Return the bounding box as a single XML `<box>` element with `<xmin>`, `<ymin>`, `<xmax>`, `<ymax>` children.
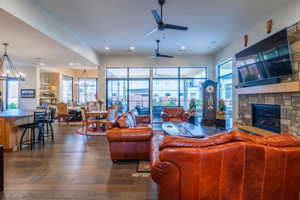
<box><xmin>188</xmin><ymin>98</ymin><xmax>197</xmax><ymax>125</ymax></box>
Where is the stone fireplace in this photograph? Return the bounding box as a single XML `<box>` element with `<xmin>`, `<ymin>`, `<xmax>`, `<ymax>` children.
<box><xmin>237</xmin><ymin>23</ymin><xmax>300</xmax><ymax>137</ymax></box>
<box><xmin>252</xmin><ymin>104</ymin><xmax>281</xmax><ymax>133</ymax></box>
<box><xmin>238</xmin><ymin>93</ymin><xmax>300</xmax><ymax>136</ymax></box>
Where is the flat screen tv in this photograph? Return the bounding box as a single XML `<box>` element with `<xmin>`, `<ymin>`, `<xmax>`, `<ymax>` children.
<box><xmin>236</xmin><ymin>29</ymin><xmax>293</xmax><ymax>86</ymax></box>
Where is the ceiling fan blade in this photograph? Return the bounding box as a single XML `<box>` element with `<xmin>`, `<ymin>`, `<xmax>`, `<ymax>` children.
<box><xmin>164</xmin><ymin>24</ymin><xmax>188</xmax><ymax>31</ymax></box>
<box><xmin>145</xmin><ymin>27</ymin><xmax>159</xmax><ymax>36</ymax></box>
<box><xmin>151</xmin><ymin>9</ymin><xmax>162</xmax><ymax>24</ymax></box>
<box><xmin>158</xmin><ymin>54</ymin><xmax>174</xmax><ymax>58</ymax></box>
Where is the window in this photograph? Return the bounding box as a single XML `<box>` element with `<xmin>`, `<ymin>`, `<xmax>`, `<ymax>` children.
<box><xmin>106</xmin><ymin>67</ymin><xmax>207</xmax><ymax>123</ymax></box>
<box><xmin>107</xmin><ymin>79</ymin><xmax>128</xmax><ymax>113</ymax></box>
<box><xmin>78</xmin><ymin>78</ymin><xmax>97</xmax><ymax>104</ymax></box>
<box><xmin>6</xmin><ymin>79</ymin><xmax>19</xmax><ymax>109</ymax></box>
<box><xmin>129</xmin><ymin>80</ymin><xmax>150</xmax><ymax>114</ymax></box>
<box><xmin>180</xmin><ymin>67</ymin><xmax>207</xmax><ymax>78</ymax></box>
<box><xmin>129</xmin><ymin>68</ymin><xmax>150</xmax><ymax>78</ymax></box>
<box><xmin>153</xmin><ymin>67</ymin><xmax>178</xmax><ymax>78</ymax></box>
<box><xmin>61</xmin><ymin>76</ymin><xmax>73</xmax><ymax>103</ymax></box>
<box><xmin>106</xmin><ymin>68</ymin><xmax>128</xmax><ymax>78</ymax></box>
<box><xmin>217</xmin><ymin>59</ymin><xmax>233</xmax><ymax>116</ymax></box>
<box><xmin>179</xmin><ymin>79</ymin><xmax>205</xmax><ymax>118</ymax></box>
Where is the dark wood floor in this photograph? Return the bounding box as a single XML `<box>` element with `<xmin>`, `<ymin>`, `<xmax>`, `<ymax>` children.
<box><xmin>1</xmin><ymin>125</ymin><xmax>157</xmax><ymax>200</ymax></box>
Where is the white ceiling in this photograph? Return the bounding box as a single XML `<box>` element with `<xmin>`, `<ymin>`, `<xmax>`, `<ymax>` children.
<box><xmin>34</xmin><ymin>0</ymin><xmax>290</xmax><ymax>56</ymax></box>
<box><xmin>0</xmin><ymin>9</ymin><xmax>97</xmax><ymax>68</ymax></box>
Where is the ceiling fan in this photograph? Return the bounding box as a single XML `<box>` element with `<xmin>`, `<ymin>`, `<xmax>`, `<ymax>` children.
<box><xmin>153</xmin><ymin>40</ymin><xmax>173</xmax><ymax>58</ymax></box>
<box><xmin>145</xmin><ymin>0</ymin><xmax>189</xmax><ymax>36</ymax></box>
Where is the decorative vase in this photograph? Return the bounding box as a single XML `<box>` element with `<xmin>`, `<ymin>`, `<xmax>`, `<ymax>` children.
<box><xmin>266</xmin><ymin>19</ymin><xmax>273</xmax><ymax>34</ymax></box>
<box><xmin>244</xmin><ymin>35</ymin><xmax>248</xmax><ymax>47</ymax></box>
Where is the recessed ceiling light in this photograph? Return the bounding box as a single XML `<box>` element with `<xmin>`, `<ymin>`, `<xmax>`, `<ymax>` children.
<box><xmin>69</xmin><ymin>62</ymin><xmax>74</xmax><ymax>66</ymax></box>
<box><xmin>179</xmin><ymin>46</ymin><xmax>187</xmax><ymax>51</ymax></box>
<box><xmin>105</xmin><ymin>46</ymin><xmax>110</xmax><ymax>50</ymax></box>
<box><xmin>129</xmin><ymin>46</ymin><xmax>135</xmax><ymax>51</ymax></box>
<box><xmin>39</xmin><ymin>62</ymin><xmax>45</xmax><ymax>66</ymax></box>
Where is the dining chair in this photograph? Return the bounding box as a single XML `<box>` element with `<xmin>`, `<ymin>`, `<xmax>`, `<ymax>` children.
<box><xmin>87</xmin><ymin>101</ymin><xmax>98</xmax><ymax>112</ymax></box>
<box><xmin>56</xmin><ymin>102</ymin><xmax>71</xmax><ymax>126</ymax></box>
<box><xmin>81</xmin><ymin>107</ymin><xmax>103</xmax><ymax>133</ymax></box>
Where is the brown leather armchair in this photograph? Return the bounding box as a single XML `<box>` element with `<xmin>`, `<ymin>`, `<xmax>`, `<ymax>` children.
<box><xmin>106</xmin><ymin>111</ymin><xmax>153</xmax><ymax>161</ymax></box>
<box><xmin>161</xmin><ymin>107</ymin><xmax>191</xmax><ymax>122</ymax></box>
<box><xmin>150</xmin><ymin>131</ymin><xmax>300</xmax><ymax>200</ymax></box>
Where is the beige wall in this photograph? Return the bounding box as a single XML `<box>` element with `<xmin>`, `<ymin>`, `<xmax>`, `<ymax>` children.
<box><xmin>18</xmin><ymin>66</ymin><xmax>39</xmax><ymax>109</ymax></box>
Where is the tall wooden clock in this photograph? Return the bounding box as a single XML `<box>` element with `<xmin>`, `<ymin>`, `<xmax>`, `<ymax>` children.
<box><xmin>201</xmin><ymin>80</ymin><xmax>218</xmax><ymax>126</ymax></box>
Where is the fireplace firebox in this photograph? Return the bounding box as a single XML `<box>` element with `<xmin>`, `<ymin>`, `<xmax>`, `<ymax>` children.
<box><xmin>252</xmin><ymin>104</ymin><xmax>281</xmax><ymax>133</ymax></box>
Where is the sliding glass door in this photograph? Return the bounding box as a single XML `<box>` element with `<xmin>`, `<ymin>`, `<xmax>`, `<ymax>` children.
<box><xmin>152</xmin><ymin>79</ymin><xmax>179</xmax><ymax>122</ymax></box>
<box><xmin>218</xmin><ymin>60</ymin><xmax>233</xmax><ymax>114</ymax></box>
<box><xmin>106</xmin><ymin>79</ymin><xmax>128</xmax><ymax>113</ymax></box>
<box><xmin>179</xmin><ymin>79</ymin><xmax>205</xmax><ymax>124</ymax></box>
<box><xmin>217</xmin><ymin>59</ymin><xmax>233</xmax><ymax>128</ymax></box>
<box><xmin>106</xmin><ymin>67</ymin><xmax>207</xmax><ymax>122</ymax></box>
<box><xmin>128</xmin><ymin>80</ymin><xmax>150</xmax><ymax>115</ymax></box>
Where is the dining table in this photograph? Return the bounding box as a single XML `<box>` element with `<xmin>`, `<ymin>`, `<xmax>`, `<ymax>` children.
<box><xmin>86</xmin><ymin>110</ymin><xmax>108</xmax><ymax>118</ymax></box>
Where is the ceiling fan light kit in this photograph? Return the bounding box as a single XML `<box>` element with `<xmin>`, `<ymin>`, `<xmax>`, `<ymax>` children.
<box><xmin>153</xmin><ymin>39</ymin><xmax>174</xmax><ymax>58</ymax></box>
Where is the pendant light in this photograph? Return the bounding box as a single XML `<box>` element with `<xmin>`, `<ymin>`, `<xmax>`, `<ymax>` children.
<box><xmin>0</xmin><ymin>43</ymin><xmax>25</xmax><ymax>81</ymax></box>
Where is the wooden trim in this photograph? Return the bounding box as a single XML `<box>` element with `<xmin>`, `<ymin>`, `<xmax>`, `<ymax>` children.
<box><xmin>237</xmin><ymin>81</ymin><xmax>300</xmax><ymax>95</ymax></box>
<box><xmin>236</xmin><ymin>125</ymin><xmax>277</xmax><ymax>137</ymax></box>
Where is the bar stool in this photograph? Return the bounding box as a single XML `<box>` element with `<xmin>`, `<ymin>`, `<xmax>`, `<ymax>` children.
<box><xmin>34</xmin><ymin>111</ymin><xmax>48</xmax><ymax>145</ymax></box>
<box><xmin>19</xmin><ymin>111</ymin><xmax>48</xmax><ymax>150</ymax></box>
<box><xmin>45</xmin><ymin>107</ymin><xmax>56</xmax><ymax>140</ymax></box>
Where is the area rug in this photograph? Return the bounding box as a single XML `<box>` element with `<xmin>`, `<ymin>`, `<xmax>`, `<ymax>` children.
<box><xmin>76</xmin><ymin>127</ymin><xmax>107</xmax><ymax>136</ymax></box>
<box><xmin>132</xmin><ymin>160</ymin><xmax>151</xmax><ymax>178</ymax></box>
<box><xmin>136</xmin><ymin>160</ymin><xmax>151</xmax><ymax>172</ymax></box>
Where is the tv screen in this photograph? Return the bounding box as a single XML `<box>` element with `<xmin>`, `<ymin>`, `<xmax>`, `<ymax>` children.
<box><xmin>236</xmin><ymin>29</ymin><xmax>292</xmax><ymax>85</ymax></box>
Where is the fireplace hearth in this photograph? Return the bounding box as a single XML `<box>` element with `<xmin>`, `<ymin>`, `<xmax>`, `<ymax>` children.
<box><xmin>252</xmin><ymin>104</ymin><xmax>281</xmax><ymax>133</ymax></box>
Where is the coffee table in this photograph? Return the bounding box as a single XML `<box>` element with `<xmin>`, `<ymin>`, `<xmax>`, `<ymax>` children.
<box><xmin>162</xmin><ymin>122</ymin><xmax>206</xmax><ymax>138</ymax></box>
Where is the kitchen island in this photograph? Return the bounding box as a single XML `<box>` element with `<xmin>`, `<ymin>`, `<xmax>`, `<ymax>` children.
<box><xmin>0</xmin><ymin>109</ymin><xmax>33</xmax><ymax>151</ymax></box>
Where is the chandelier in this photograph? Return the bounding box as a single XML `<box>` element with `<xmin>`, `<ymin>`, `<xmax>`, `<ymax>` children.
<box><xmin>0</xmin><ymin>43</ymin><xmax>25</xmax><ymax>81</ymax></box>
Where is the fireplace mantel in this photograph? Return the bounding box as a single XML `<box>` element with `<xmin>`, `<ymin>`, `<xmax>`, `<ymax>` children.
<box><xmin>237</xmin><ymin>81</ymin><xmax>300</xmax><ymax>95</ymax></box>
<box><xmin>236</xmin><ymin>125</ymin><xmax>277</xmax><ymax>137</ymax></box>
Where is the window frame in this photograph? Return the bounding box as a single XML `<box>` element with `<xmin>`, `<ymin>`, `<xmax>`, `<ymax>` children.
<box><xmin>105</xmin><ymin>66</ymin><xmax>208</xmax><ymax>111</ymax></box>
<box><xmin>217</xmin><ymin>59</ymin><xmax>233</xmax><ymax>104</ymax></box>
<box><xmin>6</xmin><ymin>78</ymin><xmax>19</xmax><ymax>109</ymax></box>
<box><xmin>217</xmin><ymin>59</ymin><xmax>233</xmax><ymax>81</ymax></box>
<box><xmin>61</xmin><ymin>75</ymin><xmax>74</xmax><ymax>103</ymax></box>
<box><xmin>77</xmin><ymin>77</ymin><xmax>98</xmax><ymax>104</ymax></box>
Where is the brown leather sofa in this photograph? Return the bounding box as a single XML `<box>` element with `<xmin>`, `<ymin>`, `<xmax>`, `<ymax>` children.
<box><xmin>161</xmin><ymin>107</ymin><xmax>190</xmax><ymax>122</ymax></box>
<box><xmin>150</xmin><ymin>130</ymin><xmax>300</xmax><ymax>200</ymax></box>
<box><xmin>106</xmin><ymin>111</ymin><xmax>153</xmax><ymax>161</ymax></box>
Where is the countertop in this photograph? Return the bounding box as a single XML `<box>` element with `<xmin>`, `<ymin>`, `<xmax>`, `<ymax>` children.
<box><xmin>0</xmin><ymin>109</ymin><xmax>33</xmax><ymax>118</ymax></box>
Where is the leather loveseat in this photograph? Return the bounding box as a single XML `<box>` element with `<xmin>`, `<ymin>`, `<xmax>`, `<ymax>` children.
<box><xmin>161</xmin><ymin>107</ymin><xmax>190</xmax><ymax>122</ymax></box>
<box><xmin>150</xmin><ymin>130</ymin><xmax>300</xmax><ymax>200</ymax></box>
<box><xmin>106</xmin><ymin>111</ymin><xmax>153</xmax><ymax>161</ymax></box>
